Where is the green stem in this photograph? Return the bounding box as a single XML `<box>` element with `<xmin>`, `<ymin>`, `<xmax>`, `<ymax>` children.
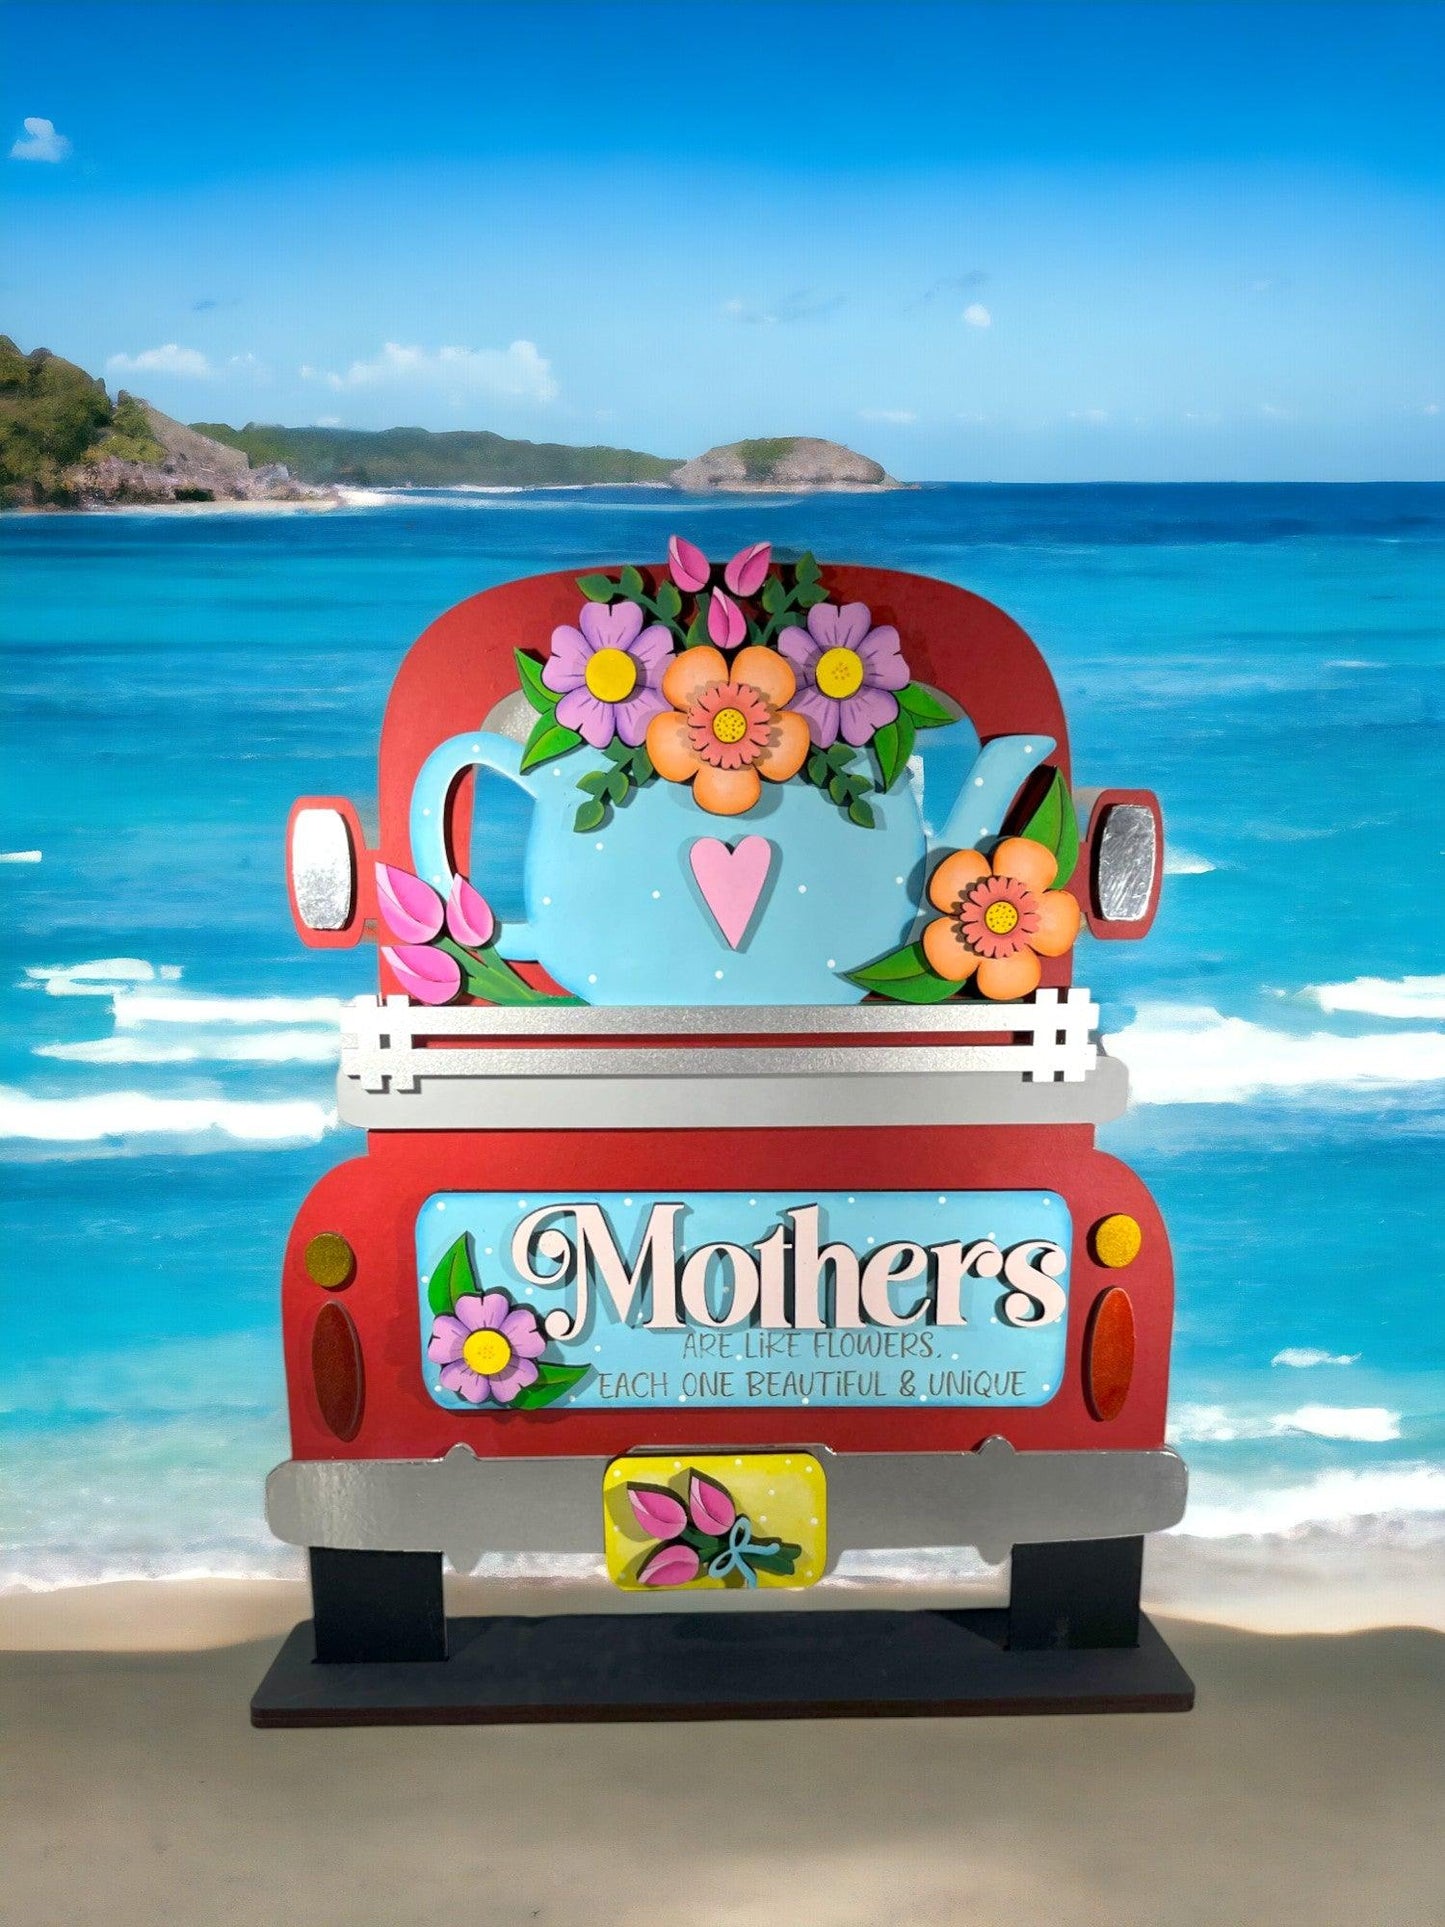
<box><xmin>436</xmin><ymin>936</ymin><xmax>582</xmax><ymax>1006</ymax></box>
<box><xmin>628</xmin><ymin>589</ymin><xmax>688</xmax><ymax>647</ymax></box>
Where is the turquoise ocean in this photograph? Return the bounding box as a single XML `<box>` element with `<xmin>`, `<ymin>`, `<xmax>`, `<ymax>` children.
<box><xmin>3</xmin><ymin>484</ymin><xmax>1442</xmax><ymax>1611</ymax></box>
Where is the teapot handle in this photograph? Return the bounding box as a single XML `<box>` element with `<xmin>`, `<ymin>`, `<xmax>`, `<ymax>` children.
<box><xmin>937</xmin><ymin>733</ymin><xmax>1056</xmax><ymax>851</ymax></box>
<box><xmin>409</xmin><ymin>730</ymin><xmax>537</xmax><ymax>958</ymax></box>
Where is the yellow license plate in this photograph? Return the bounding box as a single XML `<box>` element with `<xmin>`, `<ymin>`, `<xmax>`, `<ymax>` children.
<box><xmin>603</xmin><ymin>1452</ymin><xmax>827</xmax><ymax>1591</ymax></box>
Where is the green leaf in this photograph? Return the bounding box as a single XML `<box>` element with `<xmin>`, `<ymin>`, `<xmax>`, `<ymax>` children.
<box><xmin>848</xmin><ymin>795</ymin><xmax>876</xmax><ymax>829</ymax></box>
<box><xmin>806</xmin><ymin>751</ymin><xmax>830</xmax><ymax>786</ymax></box>
<box><xmin>574</xmin><ymin>797</ymin><xmax>608</xmax><ymax>833</ymax></box>
<box><xmin>605</xmin><ymin>769</ymin><xmax>629</xmax><ymax>803</ymax></box>
<box><xmin>871</xmin><ymin>713</ymin><xmax>917</xmax><ymax>792</ymax></box>
<box><xmin>576</xmin><ymin>573</ymin><xmax>616</xmax><ymax>602</ymax></box>
<box><xmin>896</xmin><ymin>680</ymin><xmax>958</xmax><ymax>729</ymax></box>
<box><xmin>603</xmin><ymin>739</ymin><xmax>632</xmax><ymax>764</ymax></box>
<box><xmin>655</xmin><ymin>581</ymin><xmax>682</xmax><ymax>620</ymax></box>
<box><xmin>794</xmin><ymin>551</ymin><xmax>820</xmax><ymax>585</ymax></box>
<box><xmin>684</xmin><ymin>608</ymin><xmax>710</xmax><ymax>649</ymax></box>
<box><xmin>630</xmin><ymin>743</ymin><xmax>654</xmax><ymax>785</ymax></box>
<box><xmin>426</xmin><ymin>1234</ymin><xmax>476</xmax><ymax>1317</ymax></box>
<box><xmin>828</xmin><ymin>774</ymin><xmax>849</xmax><ymax>805</ymax></box>
<box><xmin>514</xmin><ymin>648</ymin><xmax>558</xmax><ymax>714</ymax></box>
<box><xmin>576</xmin><ymin>769</ymin><xmax>611</xmax><ymax>797</ymax></box>
<box><xmin>826</xmin><ymin>745</ymin><xmax>857</xmax><ymax>769</ymax></box>
<box><xmin>510</xmin><ymin>1361</ymin><xmax>592</xmax><ymax>1411</ymax></box>
<box><xmin>520</xmin><ymin>713</ymin><xmax>583</xmax><ymax>772</ymax></box>
<box><xmin>844</xmin><ymin>941</ymin><xmax>962</xmax><ymax>1004</ymax></box>
<box><xmin>797</xmin><ymin>583</ymin><xmax>829</xmax><ymax>607</ymax></box>
<box><xmin>748</xmin><ymin>1543</ymin><xmax>802</xmax><ymax>1575</ymax></box>
<box><xmin>1018</xmin><ymin>768</ymin><xmax>1080</xmax><ymax>888</ymax></box>
<box><xmin>759</xmin><ymin>576</ymin><xmax>786</xmax><ymax>614</ymax></box>
<box><xmin>619</xmin><ymin>564</ymin><xmax>645</xmax><ymax>599</ymax></box>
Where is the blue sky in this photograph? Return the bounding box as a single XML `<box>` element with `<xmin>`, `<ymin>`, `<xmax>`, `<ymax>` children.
<box><xmin>4</xmin><ymin>1</ymin><xmax>1441</xmax><ymax>479</ymax></box>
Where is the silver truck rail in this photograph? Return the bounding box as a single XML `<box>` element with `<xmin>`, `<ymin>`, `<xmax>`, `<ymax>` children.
<box><xmin>336</xmin><ymin>989</ymin><xmax>1127</xmax><ymax>1131</ymax></box>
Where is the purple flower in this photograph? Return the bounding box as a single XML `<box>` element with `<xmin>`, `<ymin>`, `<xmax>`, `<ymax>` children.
<box><xmin>428</xmin><ymin>1290</ymin><xmax>547</xmax><ymax>1405</ymax></box>
<box><xmin>779</xmin><ymin>601</ymin><xmax>911</xmax><ymax>748</ymax></box>
<box><xmin>543</xmin><ymin>601</ymin><xmax>671</xmax><ymax>749</ymax></box>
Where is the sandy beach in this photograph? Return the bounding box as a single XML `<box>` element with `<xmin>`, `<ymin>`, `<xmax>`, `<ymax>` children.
<box><xmin>3</xmin><ymin>1582</ymin><xmax>1442</xmax><ymax>1927</ymax></box>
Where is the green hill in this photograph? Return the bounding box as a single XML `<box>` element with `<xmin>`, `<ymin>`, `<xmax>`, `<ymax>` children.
<box><xmin>190</xmin><ymin>422</ymin><xmax>679</xmax><ymax>488</ymax></box>
<box><xmin>0</xmin><ymin>335</ymin><xmax>165</xmax><ymax>504</ymax></box>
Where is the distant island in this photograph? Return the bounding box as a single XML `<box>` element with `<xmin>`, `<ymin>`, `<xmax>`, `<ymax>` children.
<box><xmin>1</xmin><ymin>334</ymin><xmax>900</xmax><ymax>506</ymax></box>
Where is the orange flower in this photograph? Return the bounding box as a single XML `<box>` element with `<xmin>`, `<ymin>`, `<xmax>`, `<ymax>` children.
<box><xmin>922</xmin><ymin>836</ymin><xmax>1081</xmax><ymax>1001</ymax></box>
<box><xmin>646</xmin><ymin>644</ymin><xmax>810</xmax><ymax>816</ymax></box>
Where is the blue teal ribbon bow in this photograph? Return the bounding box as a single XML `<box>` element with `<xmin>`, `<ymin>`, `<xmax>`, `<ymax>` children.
<box><xmin>705</xmin><ymin>1514</ymin><xmax>781</xmax><ymax>1586</ymax></box>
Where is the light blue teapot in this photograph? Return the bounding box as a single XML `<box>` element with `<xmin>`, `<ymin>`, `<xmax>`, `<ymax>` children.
<box><xmin>409</xmin><ymin>718</ymin><xmax>1052</xmax><ymax>1005</ymax></box>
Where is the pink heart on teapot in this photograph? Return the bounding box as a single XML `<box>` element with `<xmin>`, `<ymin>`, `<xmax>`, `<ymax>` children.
<box><xmin>688</xmin><ymin>835</ymin><xmax>773</xmax><ymax>949</ymax></box>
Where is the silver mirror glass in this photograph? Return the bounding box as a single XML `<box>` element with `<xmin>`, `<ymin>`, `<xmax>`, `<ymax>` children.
<box><xmin>1095</xmin><ymin>803</ymin><xmax>1157</xmax><ymax>922</ymax></box>
<box><xmin>291</xmin><ymin>807</ymin><xmax>355</xmax><ymax>931</ymax></box>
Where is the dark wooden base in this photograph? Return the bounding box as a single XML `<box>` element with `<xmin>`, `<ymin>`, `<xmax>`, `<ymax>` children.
<box><xmin>251</xmin><ymin>1607</ymin><xmax>1194</xmax><ymax>1727</ymax></box>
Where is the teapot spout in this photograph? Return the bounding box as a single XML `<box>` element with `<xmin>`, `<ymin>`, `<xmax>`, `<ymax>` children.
<box><xmin>934</xmin><ymin>734</ymin><xmax>1055</xmax><ymax>852</ymax></box>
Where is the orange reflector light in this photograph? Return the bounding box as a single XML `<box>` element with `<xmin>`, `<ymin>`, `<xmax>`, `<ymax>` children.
<box><xmin>1084</xmin><ymin>1286</ymin><xmax>1135</xmax><ymax>1423</ymax></box>
<box><xmin>312</xmin><ymin>1302</ymin><xmax>364</xmax><ymax>1440</ymax></box>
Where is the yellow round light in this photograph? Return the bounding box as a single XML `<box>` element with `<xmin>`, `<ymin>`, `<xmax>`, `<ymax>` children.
<box><xmin>815</xmin><ymin>646</ymin><xmax>865</xmax><ymax>699</ymax></box>
<box><xmin>712</xmin><ymin>705</ymin><xmax>748</xmax><ymax>744</ymax></box>
<box><xmin>984</xmin><ymin>900</ymin><xmax>1020</xmax><ymax>935</ymax></box>
<box><xmin>583</xmin><ymin>646</ymin><xmax>637</xmax><ymax>703</ymax></box>
<box><xmin>1092</xmin><ymin>1213</ymin><xmax>1143</xmax><ymax>1268</ymax></box>
<box><xmin>461</xmin><ymin>1328</ymin><xmax>512</xmax><ymax>1375</ymax></box>
<box><xmin>304</xmin><ymin>1232</ymin><xmax>355</xmax><ymax>1289</ymax></box>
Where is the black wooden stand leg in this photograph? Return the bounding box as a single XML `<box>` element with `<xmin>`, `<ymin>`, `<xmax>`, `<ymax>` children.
<box><xmin>308</xmin><ymin>1549</ymin><xmax>447</xmax><ymax>1662</ymax></box>
<box><xmin>1008</xmin><ymin>1536</ymin><xmax>1143</xmax><ymax>1651</ymax></box>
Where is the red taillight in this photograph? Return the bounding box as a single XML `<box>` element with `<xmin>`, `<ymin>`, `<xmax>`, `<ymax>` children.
<box><xmin>1083</xmin><ymin>1286</ymin><xmax>1135</xmax><ymax>1422</ymax></box>
<box><xmin>312</xmin><ymin>1302</ymin><xmax>364</xmax><ymax>1440</ymax></box>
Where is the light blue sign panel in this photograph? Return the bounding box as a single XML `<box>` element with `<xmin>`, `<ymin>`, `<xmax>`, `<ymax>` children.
<box><xmin>417</xmin><ymin>1190</ymin><xmax>1070</xmax><ymax>1412</ymax></box>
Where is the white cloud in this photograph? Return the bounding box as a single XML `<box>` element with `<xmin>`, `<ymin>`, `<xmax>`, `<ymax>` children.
<box><xmin>10</xmin><ymin>116</ymin><xmax>71</xmax><ymax>163</ymax></box>
<box><xmin>859</xmin><ymin>408</ymin><xmax>917</xmax><ymax>425</ymax></box>
<box><xmin>1068</xmin><ymin>407</ymin><xmax>1109</xmax><ymax>424</ymax></box>
<box><xmin>1169</xmin><ymin>1402</ymin><xmax>1399</xmax><ymax>1443</ymax></box>
<box><xmin>1305</xmin><ymin>975</ymin><xmax>1445</xmax><ymax>1021</ymax></box>
<box><xmin>1272</xmin><ymin>1348</ymin><xmax>1361</xmax><ymax>1369</ymax></box>
<box><xmin>1424</xmin><ymin>403</ymin><xmax>1440</xmax><ymax>417</ymax></box>
<box><xmin>106</xmin><ymin>344</ymin><xmax>213</xmax><ymax>380</ymax></box>
<box><xmin>313</xmin><ymin>415</ymin><xmax>342</xmax><ymax>428</ymax></box>
<box><xmin>315</xmin><ymin>340</ymin><xmax>558</xmax><ymax>404</ymax></box>
<box><xmin>962</xmin><ymin>302</ymin><xmax>992</xmax><ymax>328</ymax></box>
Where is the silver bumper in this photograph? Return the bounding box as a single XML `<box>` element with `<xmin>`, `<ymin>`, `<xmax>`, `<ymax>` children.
<box><xmin>266</xmin><ymin>1437</ymin><xmax>1187</xmax><ymax>1575</ymax></box>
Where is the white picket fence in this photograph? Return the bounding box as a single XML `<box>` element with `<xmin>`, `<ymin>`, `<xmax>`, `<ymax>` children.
<box><xmin>339</xmin><ymin>987</ymin><xmax>1100</xmax><ymax>1093</ymax></box>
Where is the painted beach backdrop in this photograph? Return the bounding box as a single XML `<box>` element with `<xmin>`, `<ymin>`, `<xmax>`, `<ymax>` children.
<box><xmin>3</xmin><ymin>482</ymin><xmax>1442</xmax><ymax>1619</ymax></box>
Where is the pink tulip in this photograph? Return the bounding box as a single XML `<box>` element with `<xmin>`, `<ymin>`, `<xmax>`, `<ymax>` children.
<box><xmin>707</xmin><ymin>587</ymin><xmax>746</xmax><ymax>649</ymax></box>
<box><xmin>687</xmin><ymin>1471</ymin><xmax>736</xmax><ymax>1536</ymax></box>
<box><xmin>628</xmin><ymin>1483</ymin><xmax>689</xmax><ymax>1540</ymax></box>
<box><xmin>446</xmin><ymin>876</ymin><xmax>494</xmax><ymax>948</ymax></box>
<box><xmin>667</xmin><ymin>533</ymin><xmax>710</xmax><ymax>592</ymax></box>
<box><xmin>375</xmin><ymin>863</ymin><xmax>444</xmax><ymax>943</ymax></box>
<box><xmin>382</xmin><ymin>943</ymin><xmax>462</xmax><ymax>1006</ymax></box>
<box><xmin>724</xmin><ymin>541</ymin><xmax>771</xmax><ymax>597</ymax></box>
<box><xmin>638</xmin><ymin>1542</ymin><xmax>702</xmax><ymax>1588</ymax></box>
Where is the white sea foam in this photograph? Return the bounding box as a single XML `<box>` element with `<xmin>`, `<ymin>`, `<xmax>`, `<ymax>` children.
<box><xmin>1107</xmin><ymin>1002</ymin><xmax>1445</xmax><ymax>1103</ymax></box>
<box><xmin>1163</xmin><ymin>848</ymin><xmax>1216</xmax><ymax>875</ymax></box>
<box><xmin>0</xmin><ymin>849</ymin><xmax>42</xmax><ymax>863</ymax></box>
<box><xmin>1170</xmin><ymin>1403</ymin><xmax>1402</xmax><ymax>1444</ymax></box>
<box><xmin>1171</xmin><ymin>1465</ymin><xmax>1445</xmax><ymax>1539</ymax></box>
<box><xmin>34</xmin><ymin>1030</ymin><xmax>339</xmax><ymax>1065</ymax></box>
<box><xmin>1272</xmin><ymin>1347</ymin><xmax>1361</xmax><ymax>1369</ymax></box>
<box><xmin>111</xmin><ymin>989</ymin><xmax>344</xmax><ymax>1028</ymax></box>
<box><xmin>25</xmin><ymin>958</ymin><xmax>160</xmax><ymax>996</ymax></box>
<box><xmin>0</xmin><ymin>1087</ymin><xmax>335</xmax><ymax>1145</ymax></box>
<box><xmin>1305</xmin><ymin>974</ymin><xmax>1445</xmax><ymax>1021</ymax></box>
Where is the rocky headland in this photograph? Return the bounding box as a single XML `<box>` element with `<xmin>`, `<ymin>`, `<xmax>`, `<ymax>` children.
<box><xmin>669</xmin><ymin>437</ymin><xmax>904</xmax><ymax>492</ymax></box>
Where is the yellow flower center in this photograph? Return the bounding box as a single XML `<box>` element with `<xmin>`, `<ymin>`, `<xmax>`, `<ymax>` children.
<box><xmin>984</xmin><ymin>900</ymin><xmax>1020</xmax><ymax>936</ymax></box>
<box><xmin>461</xmin><ymin>1328</ymin><xmax>513</xmax><ymax>1376</ymax></box>
<box><xmin>712</xmin><ymin>705</ymin><xmax>749</xmax><ymax>744</ymax></box>
<box><xmin>815</xmin><ymin>646</ymin><xmax>866</xmax><ymax>699</ymax></box>
<box><xmin>584</xmin><ymin>646</ymin><xmax>638</xmax><ymax>703</ymax></box>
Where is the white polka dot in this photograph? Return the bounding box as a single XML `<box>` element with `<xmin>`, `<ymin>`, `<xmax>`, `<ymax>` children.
<box><xmin>552</xmin><ymin>767</ymin><xmax>562</xmax><ymax>778</ymax></box>
<box><xmin>470</xmin><ymin>743</ymin><xmax>480</xmax><ymax>754</ymax></box>
<box><xmin>541</xmin><ymin>896</ymin><xmax>552</xmax><ymax>906</ymax></box>
<box><xmin>651</xmin><ymin>889</ymin><xmax>661</xmax><ymax>899</ymax></box>
<box><xmin>895</xmin><ymin>875</ymin><xmax>905</xmax><ymax>885</ymax></box>
<box><xmin>974</xmin><ymin>776</ymin><xmax>984</xmax><ymax>787</ymax></box>
<box><xmin>595</xmin><ymin>840</ymin><xmax>605</xmax><ymax>851</ymax></box>
<box><xmin>516</xmin><ymin>1198</ymin><xmax>528</xmax><ymax>1208</ymax></box>
<box><xmin>588</xmin><ymin>973</ymin><xmax>598</xmax><ymax>985</ymax></box>
<box><xmin>826</xmin><ymin>958</ymin><xmax>836</xmax><ymax>969</ymax></box>
<box><xmin>421</xmin><ymin>806</ymin><xmax>431</xmax><ymax>817</ymax></box>
<box><xmin>430</xmin><ymin>873</ymin><xmax>442</xmax><ymax>885</ymax></box>
<box><xmin>715</xmin><ymin>969</ymin><xmax>724</xmax><ymax>979</ymax></box>
<box><xmin>435</xmin><ymin>1202</ymin><xmax>447</xmax><ymax>1212</ymax></box>
<box><xmin>623</xmin><ymin>1197</ymin><xmax>633</xmax><ymax>1206</ymax></box>
<box><xmin>938</xmin><ymin>1194</ymin><xmax>948</xmax><ymax>1204</ymax></box>
<box><xmin>1024</xmin><ymin>743</ymin><xmax>1034</xmax><ymax>754</ymax></box>
<box><xmin>797</xmin><ymin>883</ymin><xmax>807</xmax><ymax>894</ymax></box>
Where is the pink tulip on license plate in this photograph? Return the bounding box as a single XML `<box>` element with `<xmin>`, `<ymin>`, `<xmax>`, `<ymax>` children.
<box><xmin>602</xmin><ymin>1453</ymin><xmax>827</xmax><ymax>1591</ymax></box>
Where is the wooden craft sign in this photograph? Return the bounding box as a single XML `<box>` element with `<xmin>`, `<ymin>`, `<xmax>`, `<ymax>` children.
<box><xmin>418</xmin><ymin>1190</ymin><xmax>1071</xmax><ymax>1411</ymax></box>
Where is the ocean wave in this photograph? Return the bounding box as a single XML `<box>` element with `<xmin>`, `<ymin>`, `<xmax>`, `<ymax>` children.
<box><xmin>1171</xmin><ymin>1402</ymin><xmax>1401</xmax><ymax>1444</ymax></box>
<box><xmin>0</xmin><ymin>849</ymin><xmax>42</xmax><ymax>863</ymax></box>
<box><xmin>34</xmin><ymin>1030</ymin><xmax>340</xmax><ymax>1065</ymax></box>
<box><xmin>0</xmin><ymin>1087</ymin><xmax>335</xmax><ymax>1145</ymax></box>
<box><xmin>1107</xmin><ymin>1002</ymin><xmax>1445</xmax><ymax>1103</ymax></box>
<box><xmin>25</xmin><ymin>958</ymin><xmax>174</xmax><ymax>997</ymax></box>
<box><xmin>1170</xmin><ymin>1465</ymin><xmax>1445</xmax><ymax>1540</ymax></box>
<box><xmin>1271</xmin><ymin>1347</ymin><xmax>1361</xmax><ymax>1369</ymax></box>
<box><xmin>1163</xmin><ymin>848</ymin><xmax>1216</xmax><ymax>875</ymax></box>
<box><xmin>112</xmin><ymin>989</ymin><xmax>344</xmax><ymax>1028</ymax></box>
<box><xmin>1305</xmin><ymin>974</ymin><xmax>1445</xmax><ymax>1021</ymax></box>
